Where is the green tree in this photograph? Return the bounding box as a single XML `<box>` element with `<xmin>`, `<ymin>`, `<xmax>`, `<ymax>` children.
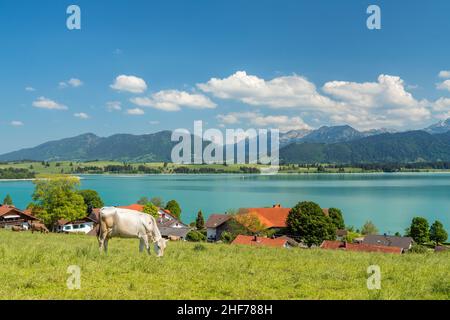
<box><xmin>137</xmin><ymin>196</ymin><xmax>150</xmax><ymax>205</ymax></box>
<box><xmin>286</xmin><ymin>201</ymin><xmax>336</xmax><ymax>247</ymax></box>
<box><xmin>344</xmin><ymin>231</ymin><xmax>362</xmax><ymax>243</ymax></box>
<box><xmin>151</xmin><ymin>197</ymin><xmax>164</xmax><ymax>207</ymax></box>
<box><xmin>196</xmin><ymin>210</ymin><xmax>205</xmax><ymax>230</ymax></box>
<box><xmin>328</xmin><ymin>208</ymin><xmax>345</xmax><ymax>230</ymax></box>
<box><xmin>429</xmin><ymin>220</ymin><xmax>448</xmax><ymax>245</ymax></box>
<box><xmin>186</xmin><ymin>230</ymin><xmax>206</xmax><ymax>242</ymax></box>
<box><xmin>361</xmin><ymin>220</ymin><xmax>378</xmax><ymax>235</ymax></box>
<box><xmin>3</xmin><ymin>194</ymin><xmax>13</xmax><ymax>205</ymax></box>
<box><xmin>220</xmin><ymin>231</ymin><xmax>233</xmax><ymax>243</ymax></box>
<box><xmin>409</xmin><ymin>217</ymin><xmax>430</xmax><ymax>244</ymax></box>
<box><xmin>78</xmin><ymin>189</ymin><xmax>104</xmax><ymax>211</ymax></box>
<box><xmin>165</xmin><ymin>200</ymin><xmax>181</xmax><ymax>220</ymax></box>
<box><xmin>30</xmin><ymin>176</ymin><xmax>87</xmax><ymax>226</ymax></box>
<box><xmin>143</xmin><ymin>202</ymin><xmax>159</xmax><ymax>219</ymax></box>
<box><xmin>234</xmin><ymin>210</ymin><xmax>267</xmax><ymax>234</ymax></box>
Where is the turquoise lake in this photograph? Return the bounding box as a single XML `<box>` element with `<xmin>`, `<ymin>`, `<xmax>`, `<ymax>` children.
<box><xmin>1</xmin><ymin>173</ymin><xmax>449</xmax><ymax>233</ymax></box>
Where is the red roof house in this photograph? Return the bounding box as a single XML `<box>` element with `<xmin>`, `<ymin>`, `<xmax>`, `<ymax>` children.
<box><xmin>320</xmin><ymin>240</ymin><xmax>402</xmax><ymax>254</ymax></box>
<box><xmin>243</xmin><ymin>204</ymin><xmax>329</xmax><ymax>229</ymax></box>
<box><xmin>0</xmin><ymin>205</ymin><xmax>39</xmax><ymax>228</ymax></box>
<box><xmin>232</xmin><ymin>235</ymin><xmax>291</xmax><ymax>248</ymax></box>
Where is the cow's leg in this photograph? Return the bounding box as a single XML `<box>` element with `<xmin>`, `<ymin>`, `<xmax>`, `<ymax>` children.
<box><xmin>139</xmin><ymin>238</ymin><xmax>145</xmax><ymax>253</ymax></box>
<box><xmin>98</xmin><ymin>223</ymin><xmax>112</xmax><ymax>253</ymax></box>
<box><xmin>98</xmin><ymin>230</ymin><xmax>109</xmax><ymax>253</ymax></box>
<box><xmin>143</xmin><ymin>235</ymin><xmax>151</xmax><ymax>255</ymax></box>
<box><xmin>103</xmin><ymin>238</ymin><xmax>109</xmax><ymax>253</ymax></box>
<box><xmin>98</xmin><ymin>231</ymin><xmax>105</xmax><ymax>252</ymax></box>
<box><xmin>98</xmin><ymin>237</ymin><xmax>104</xmax><ymax>252</ymax></box>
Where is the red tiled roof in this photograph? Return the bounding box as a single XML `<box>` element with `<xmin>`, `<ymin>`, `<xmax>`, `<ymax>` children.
<box><xmin>92</xmin><ymin>205</ymin><xmax>181</xmax><ymax>224</ymax></box>
<box><xmin>244</xmin><ymin>207</ymin><xmax>292</xmax><ymax>228</ymax></box>
<box><xmin>55</xmin><ymin>219</ymin><xmax>70</xmax><ymax>226</ymax></box>
<box><xmin>232</xmin><ymin>235</ymin><xmax>288</xmax><ymax>248</ymax></box>
<box><xmin>320</xmin><ymin>240</ymin><xmax>402</xmax><ymax>254</ymax></box>
<box><xmin>0</xmin><ymin>205</ymin><xmax>38</xmax><ymax>220</ymax></box>
<box><xmin>243</xmin><ymin>205</ymin><xmax>329</xmax><ymax>229</ymax></box>
<box><xmin>118</xmin><ymin>204</ymin><xmax>145</xmax><ymax>211</ymax></box>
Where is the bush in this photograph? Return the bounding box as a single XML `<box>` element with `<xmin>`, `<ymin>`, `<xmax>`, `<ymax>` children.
<box><xmin>186</xmin><ymin>230</ymin><xmax>206</xmax><ymax>242</ymax></box>
<box><xmin>408</xmin><ymin>244</ymin><xmax>429</xmax><ymax>254</ymax></box>
<box><xmin>193</xmin><ymin>244</ymin><xmax>206</xmax><ymax>252</ymax></box>
<box><xmin>220</xmin><ymin>231</ymin><xmax>233</xmax><ymax>243</ymax></box>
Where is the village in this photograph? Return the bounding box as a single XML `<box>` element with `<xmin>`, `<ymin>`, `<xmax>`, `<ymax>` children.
<box><xmin>1</xmin><ymin>190</ymin><xmax>448</xmax><ymax>255</ymax></box>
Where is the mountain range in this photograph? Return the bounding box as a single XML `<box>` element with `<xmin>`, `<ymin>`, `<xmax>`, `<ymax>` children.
<box><xmin>1</xmin><ymin>119</ymin><xmax>450</xmax><ymax>164</ymax></box>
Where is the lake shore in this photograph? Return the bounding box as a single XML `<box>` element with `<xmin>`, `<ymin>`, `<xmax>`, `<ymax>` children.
<box><xmin>3</xmin><ymin>169</ymin><xmax>450</xmax><ymax>180</ymax></box>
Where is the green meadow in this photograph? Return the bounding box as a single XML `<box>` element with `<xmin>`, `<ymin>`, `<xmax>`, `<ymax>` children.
<box><xmin>0</xmin><ymin>230</ymin><xmax>448</xmax><ymax>300</ymax></box>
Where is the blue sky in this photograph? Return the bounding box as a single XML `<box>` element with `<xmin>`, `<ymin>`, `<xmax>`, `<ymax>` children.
<box><xmin>1</xmin><ymin>0</ymin><xmax>450</xmax><ymax>152</ymax></box>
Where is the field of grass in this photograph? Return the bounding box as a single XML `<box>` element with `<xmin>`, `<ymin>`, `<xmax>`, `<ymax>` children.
<box><xmin>2</xmin><ymin>161</ymin><xmax>450</xmax><ymax>177</ymax></box>
<box><xmin>0</xmin><ymin>229</ymin><xmax>448</xmax><ymax>300</ymax></box>
<box><xmin>0</xmin><ymin>161</ymin><xmax>266</xmax><ymax>175</ymax></box>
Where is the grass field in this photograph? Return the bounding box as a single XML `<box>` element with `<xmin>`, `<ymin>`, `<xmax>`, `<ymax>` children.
<box><xmin>0</xmin><ymin>161</ymin><xmax>267</xmax><ymax>175</ymax></box>
<box><xmin>3</xmin><ymin>160</ymin><xmax>450</xmax><ymax>176</ymax></box>
<box><xmin>0</xmin><ymin>230</ymin><xmax>448</xmax><ymax>300</ymax></box>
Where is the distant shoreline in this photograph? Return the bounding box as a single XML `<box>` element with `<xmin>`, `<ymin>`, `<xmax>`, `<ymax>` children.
<box><xmin>2</xmin><ymin>170</ymin><xmax>450</xmax><ymax>181</ymax></box>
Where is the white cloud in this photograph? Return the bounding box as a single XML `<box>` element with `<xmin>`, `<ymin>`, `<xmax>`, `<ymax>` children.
<box><xmin>111</xmin><ymin>75</ymin><xmax>147</xmax><ymax>93</ymax></box>
<box><xmin>437</xmin><ymin>80</ymin><xmax>450</xmax><ymax>91</ymax></box>
<box><xmin>431</xmin><ymin>98</ymin><xmax>450</xmax><ymax>120</ymax></box>
<box><xmin>322</xmin><ymin>74</ymin><xmax>431</xmax><ymax>129</ymax></box>
<box><xmin>432</xmin><ymin>97</ymin><xmax>450</xmax><ymax>111</ymax></box>
<box><xmin>438</xmin><ymin>70</ymin><xmax>450</xmax><ymax>79</ymax></box>
<box><xmin>216</xmin><ymin>112</ymin><xmax>311</xmax><ymax>132</ymax></box>
<box><xmin>131</xmin><ymin>90</ymin><xmax>216</xmax><ymax>112</ymax></box>
<box><xmin>197</xmin><ymin>71</ymin><xmax>338</xmax><ymax>109</ymax></box>
<box><xmin>68</xmin><ymin>78</ymin><xmax>83</xmax><ymax>87</ymax></box>
<box><xmin>74</xmin><ymin>112</ymin><xmax>90</xmax><ymax>119</ymax></box>
<box><xmin>106</xmin><ymin>101</ymin><xmax>122</xmax><ymax>111</ymax></box>
<box><xmin>149</xmin><ymin>120</ymin><xmax>160</xmax><ymax>125</ymax></box>
<box><xmin>126</xmin><ymin>108</ymin><xmax>145</xmax><ymax>115</ymax></box>
<box><xmin>10</xmin><ymin>121</ymin><xmax>24</xmax><ymax>127</ymax></box>
<box><xmin>32</xmin><ymin>97</ymin><xmax>68</xmax><ymax>110</ymax></box>
<box><xmin>59</xmin><ymin>78</ymin><xmax>83</xmax><ymax>88</ymax></box>
<box><xmin>252</xmin><ymin>115</ymin><xmax>312</xmax><ymax>131</ymax></box>
<box><xmin>216</xmin><ymin>112</ymin><xmax>259</xmax><ymax>125</ymax></box>
<box><xmin>436</xmin><ymin>111</ymin><xmax>450</xmax><ymax>120</ymax></box>
<box><xmin>25</xmin><ymin>86</ymin><xmax>35</xmax><ymax>92</ymax></box>
<box><xmin>323</xmin><ymin>75</ymin><xmax>423</xmax><ymax>109</ymax></box>
<box><xmin>201</xmin><ymin>72</ymin><xmax>433</xmax><ymax>130</ymax></box>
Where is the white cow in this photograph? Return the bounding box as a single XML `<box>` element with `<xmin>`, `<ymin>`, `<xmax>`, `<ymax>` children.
<box><xmin>98</xmin><ymin>207</ymin><xmax>168</xmax><ymax>257</ymax></box>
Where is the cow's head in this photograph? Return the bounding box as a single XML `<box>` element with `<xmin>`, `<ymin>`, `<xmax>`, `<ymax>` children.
<box><xmin>154</xmin><ymin>238</ymin><xmax>168</xmax><ymax>257</ymax></box>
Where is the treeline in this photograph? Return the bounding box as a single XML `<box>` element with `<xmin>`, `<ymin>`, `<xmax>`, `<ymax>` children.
<box><xmin>283</xmin><ymin>162</ymin><xmax>450</xmax><ymax>172</ymax></box>
<box><xmin>347</xmin><ymin>162</ymin><xmax>450</xmax><ymax>172</ymax></box>
<box><xmin>0</xmin><ymin>168</ymin><xmax>35</xmax><ymax>179</ymax></box>
<box><xmin>172</xmin><ymin>166</ymin><xmax>260</xmax><ymax>174</ymax></box>
<box><xmin>74</xmin><ymin>165</ymin><xmax>161</xmax><ymax>174</ymax></box>
<box><xmin>74</xmin><ymin>165</ymin><xmax>260</xmax><ymax>174</ymax></box>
